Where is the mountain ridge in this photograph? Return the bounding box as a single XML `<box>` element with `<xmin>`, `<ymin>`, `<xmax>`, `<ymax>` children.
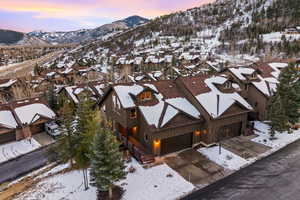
<box><xmin>28</xmin><ymin>15</ymin><xmax>149</xmax><ymax>44</ymax></box>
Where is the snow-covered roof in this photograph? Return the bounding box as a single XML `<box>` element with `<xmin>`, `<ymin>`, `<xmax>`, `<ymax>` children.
<box><xmin>139</xmin><ymin>102</ymin><xmax>165</xmax><ymax>128</ymax></box>
<box><xmin>165</xmin><ymin>97</ymin><xmax>200</xmax><ymax>119</ymax></box>
<box><xmin>0</xmin><ymin>79</ymin><xmax>17</xmax><ymax>88</ymax></box>
<box><xmin>186</xmin><ymin>76</ymin><xmax>253</xmax><ymax>118</ymax></box>
<box><xmin>268</xmin><ymin>62</ymin><xmax>288</xmax><ymax>78</ymax></box>
<box><xmin>14</xmin><ymin>103</ymin><xmax>56</xmax><ymax>125</ymax></box>
<box><xmin>0</xmin><ymin>99</ymin><xmax>56</xmax><ymax>129</ymax></box>
<box><xmin>252</xmin><ymin>75</ymin><xmax>279</xmax><ymax>97</ymax></box>
<box><xmin>0</xmin><ymin>110</ymin><xmax>18</xmax><ymax>128</ymax></box>
<box><xmin>229</xmin><ymin>67</ymin><xmax>255</xmax><ymax>81</ymax></box>
<box><xmin>114</xmin><ymin>84</ymin><xmax>144</xmax><ymax>108</ymax></box>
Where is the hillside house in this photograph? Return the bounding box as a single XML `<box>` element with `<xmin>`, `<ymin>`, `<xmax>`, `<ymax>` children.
<box><xmin>0</xmin><ymin>98</ymin><xmax>56</xmax><ymax>144</ymax></box>
<box><xmin>99</xmin><ymin>74</ymin><xmax>253</xmax><ymax>161</ymax></box>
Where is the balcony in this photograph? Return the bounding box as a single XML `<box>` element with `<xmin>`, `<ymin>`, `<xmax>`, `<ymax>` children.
<box><xmin>115</xmin><ymin>131</ymin><xmax>155</xmax><ymax>164</ymax></box>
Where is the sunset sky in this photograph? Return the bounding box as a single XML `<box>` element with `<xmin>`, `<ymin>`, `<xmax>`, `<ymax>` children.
<box><xmin>0</xmin><ymin>0</ymin><xmax>214</xmax><ymax>33</ymax></box>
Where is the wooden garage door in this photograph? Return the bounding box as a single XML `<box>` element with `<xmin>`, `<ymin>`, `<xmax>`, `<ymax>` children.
<box><xmin>30</xmin><ymin>124</ymin><xmax>45</xmax><ymax>135</ymax></box>
<box><xmin>0</xmin><ymin>132</ymin><xmax>15</xmax><ymax>144</ymax></box>
<box><xmin>161</xmin><ymin>133</ymin><xmax>193</xmax><ymax>155</ymax></box>
<box><xmin>220</xmin><ymin>122</ymin><xmax>242</xmax><ymax>139</ymax></box>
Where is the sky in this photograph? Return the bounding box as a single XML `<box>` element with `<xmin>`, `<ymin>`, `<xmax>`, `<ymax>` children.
<box><xmin>0</xmin><ymin>0</ymin><xmax>214</xmax><ymax>33</ymax></box>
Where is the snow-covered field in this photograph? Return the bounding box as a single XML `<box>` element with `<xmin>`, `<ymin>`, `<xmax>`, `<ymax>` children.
<box><xmin>0</xmin><ymin>138</ymin><xmax>41</xmax><ymax>163</ymax></box>
<box><xmin>198</xmin><ymin>121</ymin><xmax>300</xmax><ymax>171</ymax></box>
<box><xmin>16</xmin><ymin>159</ymin><xmax>194</xmax><ymax>200</ymax></box>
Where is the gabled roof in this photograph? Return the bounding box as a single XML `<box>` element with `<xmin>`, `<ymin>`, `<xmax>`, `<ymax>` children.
<box><xmin>109</xmin><ymin>80</ymin><xmax>202</xmax><ymax>130</ymax></box>
<box><xmin>228</xmin><ymin>67</ymin><xmax>255</xmax><ymax>81</ymax></box>
<box><xmin>180</xmin><ymin>75</ymin><xmax>253</xmax><ymax>119</ymax></box>
<box><xmin>0</xmin><ymin>79</ymin><xmax>17</xmax><ymax>88</ymax></box>
<box><xmin>0</xmin><ymin>97</ymin><xmax>56</xmax><ymax>129</ymax></box>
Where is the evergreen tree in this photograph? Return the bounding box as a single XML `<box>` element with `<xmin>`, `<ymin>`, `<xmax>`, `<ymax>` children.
<box><xmin>74</xmin><ymin>96</ymin><xmax>99</xmax><ymax>190</ymax></box>
<box><xmin>44</xmin><ymin>84</ymin><xmax>58</xmax><ymax>111</ymax></box>
<box><xmin>89</xmin><ymin>127</ymin><xmax>126</xmax><ymax>199</ymax></box>
<box><xmin>57</xmin><ymin>100</ymin><xmax>77</xmax><ymax>166</ymax></box>
<box><xmin>267</xmin><ymin>63</ymin><xmax>300</xmax><ymax>136</ymax></box>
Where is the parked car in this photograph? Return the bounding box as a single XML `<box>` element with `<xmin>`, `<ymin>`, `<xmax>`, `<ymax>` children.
<box><xmin>45</xmin><ymin>121</ymin><xmax>61</xmax><ymax>138</ymax></box>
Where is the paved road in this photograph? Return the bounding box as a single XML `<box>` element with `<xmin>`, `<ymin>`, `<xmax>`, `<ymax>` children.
<box><xmin>0</xmin><ymin>145</ymin><xmax>56</xmax><ymax>184</ymax></box>
<box><xmin>183</xmin><ymin>139</ymin><xmax>300</xmax><ymax>200</ymax></box>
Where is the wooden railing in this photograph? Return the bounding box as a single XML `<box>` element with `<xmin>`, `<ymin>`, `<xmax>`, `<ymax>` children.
<box><xmin>115</xmin><ymin>131</ymin><xmax>155</xmax><ymax>164</ymax></box>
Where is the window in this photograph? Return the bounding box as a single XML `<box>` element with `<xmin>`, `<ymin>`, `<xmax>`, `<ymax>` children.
<box><xmin>251</xmin><ymin>73</ymin><xmax>256</xmax><ymax>79</ymax></box>
<box><xmin>130</xmin><ymin>108</ymin><xmax>137</xmax><ymax>119</ymax></box>
<box><xmin>139</xmin><ymin>91</ymin><xmax>152</xmax><ymax>101</ymax></box>
<box><xmin>224</xmin><ymin>82</ymin><xmax>232</xmax><ymax>89</ymax></box>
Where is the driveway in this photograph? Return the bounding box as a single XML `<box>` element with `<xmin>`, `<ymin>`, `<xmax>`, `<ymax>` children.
<box><xmin>182</xmin><ymin>139</ymin><xmax>300</xmax><ymax>200</ymax></box>
<box><xmin>33</xmin><ymin>132</ymin><xmax>55</xmax><ymax>146</ymax></box>
<box><xmin>221</xmin><ymin>136</ymin><xmax>271</xmax><ymax>159</ymax></box>
<box><xmin>0</xmin><ymin>144</ymin><xmax>56</xmax><ymax>184</ymax></box>
<box><xmin>164</xmin><ymin>149</ymin><xmax>225</xmax><ymax>185</ymax></box>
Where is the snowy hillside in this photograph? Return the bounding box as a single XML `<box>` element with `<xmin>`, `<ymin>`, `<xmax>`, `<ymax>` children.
<box><xmin>0</xmin><ymin>29</ymin><xmax>49</xmax><ymax>46</ymax></box>
<box><xmin>40</xmin><ymin>0</ymin><xmax>300</xmax><ymax>79</ymax></box>
<box><xmin>29</xmin><ymin>16</ymin><xmax>149</xmax><ymax>44</ymax></box>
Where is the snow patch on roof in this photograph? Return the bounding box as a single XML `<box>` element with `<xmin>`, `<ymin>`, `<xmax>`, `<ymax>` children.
<box><xmin>14</xmin><ymin>103</ymin><xmax>56</xmax><ymax>125</ymax></box>
<box><xmin>0</xmin><ymin>110</ymin><xmax>18</xmax><ymax>128</ymax></box>
<box><xmin>139</xmin><ymin>102</ymin><xmax>165</xmax><ymax>128</ymax></box>
<box><xmin>165</xmin><ymin>97</ymin><xmax>200</xmax><ymax>119</ymax></box>
<box><xmin>114</xmin><ymin>84</ymin><xmax>144</xmax><ymax>108</ymax></box>
<box><xmin>160</xmin><ymin>105</ymin><xmax>179</xmax><ymax>127</ymax></box>
<box><xmin>229</xmin><ymin>67</ymin><xmax>255</xmax><ymax>81</ymax></box>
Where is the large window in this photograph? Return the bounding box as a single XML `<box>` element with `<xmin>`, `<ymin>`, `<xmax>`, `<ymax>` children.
<box><xmin>139</xmin><ymin>91</ymin><xmax>152</xmax><ymax>101</ymax></box>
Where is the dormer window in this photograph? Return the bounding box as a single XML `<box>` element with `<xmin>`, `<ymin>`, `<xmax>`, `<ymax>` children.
<box><xmin>224</xmin><ymin>82</ymin><xmax>232</xmax><ymax>89</ymax></box>
<box><xmin>139</xmin><ymin>91</ymin><xmax>152</xmax><ymax>101</ymax></box>
<box><xmin>250</xmin><ymin>72</ymin><xmax>257</xmax><ymax>79</ymax></box>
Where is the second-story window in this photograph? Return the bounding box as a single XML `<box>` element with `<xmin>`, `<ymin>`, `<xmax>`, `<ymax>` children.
<box><xmin>130</xmin><ymin>108</ymin><xmax>137</xmax><ymax>119</ymax></box>
<box><xmin>140</xmin><ymin>91</ymin><xmax>152</xmax><ymax>101</ymax></box>
<box><xmin>224</xmin><ymin>82</ymin><xmax>232</xmax><ymax>89</ymax></box>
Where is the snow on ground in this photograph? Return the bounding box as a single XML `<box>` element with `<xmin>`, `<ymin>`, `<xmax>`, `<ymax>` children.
<box><xmin>0</xmin><ymin>138</ymin><xmax>41</xmax><ymax>163</ymax></box>
<box><xmin>198</xmin><ymin>121</ymin><xmax>300</xmax><ymax>171</ymax></box>
<box><xmin>198</xmin><ymin>146</ymin><xmax>249</xmax><ymax>171</ymax></box>
<box><xmin>119</xmin><ymin>159</ymin><xmax>194</xmax><ymax>200</ymax></box>
<box><xmin>262</xmin><ymin>32</ymin><xmax>300</xmax><ymax>42</ymax></box>
<box><xmin>252</xmin><ymin>121</ymin><xmax>300</xmax><ymax>152</ymax></box>
<box><xmin>16</xmin><ymin>159</ymin><xmax>194</xmax><ymax>200</ymax></box>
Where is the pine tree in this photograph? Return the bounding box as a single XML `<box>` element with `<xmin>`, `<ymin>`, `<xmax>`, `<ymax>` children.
<box><xmin>89</xmin><ymin>127</ymin><xmax>126</xmax><ymax>199</ymax></box>
<box><xmin>267</xmin><ymin>63</ymin><xmax>300</xmax><ymax>136</ymax></box>
<box><xmin>74</xmin><ymin>96</ymin><xmax>99</xmax><ymax>190</ymax></box>
<box><xmin>44</xmin><ymin>84</ymin><xmax>58</xmax><ymax>111</ymax></box>
<box><xmin>57</xmin><ymin>100</ymin><xmax>77</xmax><ymax>166</ymax></box>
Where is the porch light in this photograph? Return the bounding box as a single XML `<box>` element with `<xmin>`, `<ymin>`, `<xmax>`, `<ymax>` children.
<box><xmin>154</xmin><ymin>140</ymin><xmax>161</xmax><ymax>146</ymax></box>
<box><xmin>132</xmin><ymin>126</ymin><xmax>138</xmax><ymax>135</ymax></box>
<box><xmin>195</xmin><ymin>130</ymin><xmax>201</xmax><ymax>135</ymax></box>
<box><xmin>203</xmin><ymin>129</ymin><xmax>208</xmax><ymax>134</ymax></box>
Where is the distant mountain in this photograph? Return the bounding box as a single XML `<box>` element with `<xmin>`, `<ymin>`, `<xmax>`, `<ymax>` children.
<box><xmin>0</xmin><ymin>29</ymin><xmax>49</xmax><ymax>46</ymax></box>
<box><xmin>29</xmin><ymin>15</ymin><xmax>149</xmax><ymax>44</ymax></box>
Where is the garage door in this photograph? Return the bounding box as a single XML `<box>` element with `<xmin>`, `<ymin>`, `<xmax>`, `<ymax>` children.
<box><xmin>30</xmin><ymin>124</ymin><xmax>45</xmax><ymax>135</ymax></box>
<box><xmin>219</xmin><ymin>122</ymin><xmax>242</xmax><ymax>139</ymax></box>
<box><xmin>0</xmin><ymin>132</ymin><xmax>15</xmax><ymax>144</ymax></box>
<box><xmin>161</xmin><ymin>133</ymin><xmax>193</xmax><ymax>155</ymax></box>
